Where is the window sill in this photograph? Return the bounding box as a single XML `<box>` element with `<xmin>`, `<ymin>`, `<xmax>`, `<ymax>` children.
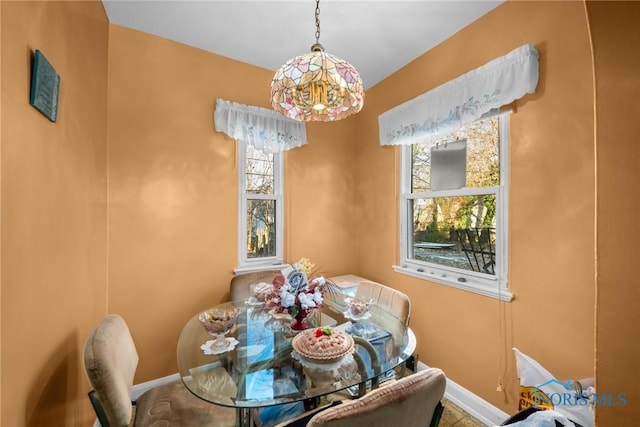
<box><xmin>234</xmin><ymin>262</ymin><xmax>287</xmax><ymax>275</ymax></box>
<box><xmin>393</xmin><ymin>265</ymin><xmax>513</xmax><ymax>302</ymax></box>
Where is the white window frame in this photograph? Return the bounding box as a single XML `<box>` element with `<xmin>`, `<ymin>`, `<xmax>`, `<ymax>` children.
<box><xmin>235</xmin><ymin>140</ymin><xmax>286</xmax><ymax>273</ymax></box>
<box><xmin>394</xmin><ymin>111</ymin><xmax>512</xmax><ymax>301</ymax></box>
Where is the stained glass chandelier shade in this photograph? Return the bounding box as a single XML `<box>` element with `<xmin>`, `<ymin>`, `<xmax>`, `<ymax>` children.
<box><xmin>270</xmin><ymin>0</ymin><xmax>364</xmax><ymax>122</ymax></box>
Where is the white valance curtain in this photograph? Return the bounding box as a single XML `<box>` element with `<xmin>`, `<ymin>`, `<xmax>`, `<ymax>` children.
<box><xmin>378</xmin><ymin>44</ymin><xmax>539</xmax><ymax>146</ymax></box>
<box><xmin>214</xmin><ymin>99</ymin><xmax>307</xmax><ymax>153</ymax></box>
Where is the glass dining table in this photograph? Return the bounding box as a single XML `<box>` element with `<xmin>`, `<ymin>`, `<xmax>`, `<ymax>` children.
<box><xmin>176</xmin><ymin>294</ymin><xmax>416</xmax><ymax>427</ymax></box>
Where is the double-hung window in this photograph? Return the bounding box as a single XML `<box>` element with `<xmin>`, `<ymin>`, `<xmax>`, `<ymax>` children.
<box><xmin>213</xmin><ymin>98</ymin><xmax>307</xmax><ymax>273</ymax></box>
<box><xmin>396</xmin><ymin>111</ymin><xmax>511</xmax><ymax>301</ymax></box>
<box><xmin>237</xmin><ymin>141</ymin><xmax>284</xmax><ymax>271</ymax></box>
<box><xmin>381</xmin><ymin>44</ymin><xmax>539</xmax><ymax>301</ymax></box>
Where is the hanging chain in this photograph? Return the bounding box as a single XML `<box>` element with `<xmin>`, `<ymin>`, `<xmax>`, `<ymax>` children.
<box><xmin>314</xmin><ymin>0</ymin><xmax>321</xmax><ymax>44</ymax></box>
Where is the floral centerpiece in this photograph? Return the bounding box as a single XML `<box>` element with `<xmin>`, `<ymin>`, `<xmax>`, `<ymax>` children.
<box><xmin>258</xmin><ymin>258</ymin><xmax>332</xmax><ymax>330</ymax></box>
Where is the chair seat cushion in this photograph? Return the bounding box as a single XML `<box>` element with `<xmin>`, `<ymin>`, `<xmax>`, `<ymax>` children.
<box><xmin>134</xmin><ymin>380</ymin><xmax>235</xmax><ymax>427</ymax></box>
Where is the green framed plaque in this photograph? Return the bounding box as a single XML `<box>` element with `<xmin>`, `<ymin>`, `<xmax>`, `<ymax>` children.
<box><xmin>30</xmin><ymin>50</ymin><xmax>60</xmax><ymax>122</ymax></box>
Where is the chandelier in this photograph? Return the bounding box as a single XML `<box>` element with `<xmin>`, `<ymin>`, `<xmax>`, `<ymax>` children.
<box><xmin>270</xmin><ymin>0</ymin><xmax>365</xmax><ymax>122</ymax></box>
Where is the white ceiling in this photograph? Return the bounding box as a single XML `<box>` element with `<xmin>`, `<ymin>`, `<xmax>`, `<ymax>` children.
<box><xmin>102</xmin><ymin>0</ymin><xmax>503</xmax><ymax>89</ymax></box>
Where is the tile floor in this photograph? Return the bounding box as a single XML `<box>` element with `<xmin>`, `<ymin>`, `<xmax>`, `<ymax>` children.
<box><xmin>439</xmin><ymin>398</ymin><xmax>490</xmax><ymax>427</ymax></box>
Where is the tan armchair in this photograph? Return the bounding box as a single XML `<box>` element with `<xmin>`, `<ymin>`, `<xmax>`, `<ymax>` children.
<box><xmin>83</xmin><ymin>314</ymin><xmax>235</xmax><ymax>427</ymax></box>
<box><xmin>274</xmin><ymin>368</ymin><xmax>446</xmax><ymax>427</ymax></box>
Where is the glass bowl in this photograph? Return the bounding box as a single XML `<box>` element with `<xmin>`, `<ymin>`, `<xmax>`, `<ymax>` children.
<box><xmin>199</xmin><ymin>307</ymin><xmax>240</xmax><ymax>352</ymax></box>
<box><xmin>344</xmin><ymin>297</ymin><xmax>373</xmax><ymax>320</ymax></box>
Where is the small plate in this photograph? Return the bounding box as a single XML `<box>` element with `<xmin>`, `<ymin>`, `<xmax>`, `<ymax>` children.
<box><xmin>343</xmin><ymin>310</ymin><xmax>372</xmax><ymax>321</ymax></box>
<box><xmin>201</xmin><ymin>338</ymin><xmax>239</xmax><ymax>355</ymax></box>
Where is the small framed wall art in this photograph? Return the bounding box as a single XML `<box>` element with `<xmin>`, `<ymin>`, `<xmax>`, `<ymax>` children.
<box><xmin>30</xmin><ymin>50</ymin><xmax>60</xmax><ymax>122</ymax></box>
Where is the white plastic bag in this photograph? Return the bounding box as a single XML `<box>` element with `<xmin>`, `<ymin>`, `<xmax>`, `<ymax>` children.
<box><xmin>513</xmin><ymin>348</ymin><xmax>594</xmax><ymax>427</ymax></box>
<box><xmin>503</xmin><ymin>410</ymin><xmax>576</xmax><ymax>427</ymax></box>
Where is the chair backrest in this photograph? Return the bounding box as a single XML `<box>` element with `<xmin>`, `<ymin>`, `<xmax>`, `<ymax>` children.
<box><xmin>230</xmin><ymin>269</ymin><xmax>278</xmax><ymax>301</ymax></box>
<box><xmin>306</xmin><ymin>368</ymin><xmax>446</xmax><ymax>427</ymax></box>
<box><xmin>355</xmin><ymin>281</ymin><xmax>411</xmax><ymax>326</ymax></box>
<box><xmin>84</xmin><ymin>314</ymin><xmax>139</xmax><ymax>427</ymax></box>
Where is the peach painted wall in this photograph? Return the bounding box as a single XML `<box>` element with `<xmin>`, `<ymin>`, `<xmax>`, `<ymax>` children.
<box><xmin>356</xmin><ymin>0</ymin><xmax>596</xmax><ymax>414</ymax></box>
<box><xmin>1</xmin><ymin>1</ymin><xmax>109</xmax><ymax>426</ymax></box>
<box><xmin>3</xmin><ymin>1</ymin><xmax>637</xmax><ymax>425</ymax></box>
<box><xmin>107</xmin><ymin>25</ymin><xmax>358</xmax><ymax>382</ymax></box>
<box><xmin>587</xmin><ymin>2</ymin><xmax>640</xmax><ymax>425</ymax></box>
<box><xmin>0</xmin><ymin>0</ymin><xmax>4</xmax><ymax>417</ymax></box>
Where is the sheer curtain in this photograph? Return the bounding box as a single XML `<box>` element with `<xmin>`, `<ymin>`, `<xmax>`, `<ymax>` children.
<box><xmin>378</xmin><ymin>44</ymin><xmax>539</xmax><ymax>147</ymax></box>
<box><xmin>214</xmin><ymin>99</ymin><xmax>307</xmax><ymax>153</ymax></box>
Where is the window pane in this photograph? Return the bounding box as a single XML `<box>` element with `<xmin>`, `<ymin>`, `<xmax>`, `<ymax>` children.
<box><xmin>411</xmin><ymin>195</ymin><xmax>496</xmax><ymax>275</ymax></box>
<box><xmin>411</xmin><ymin>144</ymin><xmax>431</xmax><ymax>193</ymax></box>
<box><xmin>411</xmin><ymin>116</ymin><xmax>500</xmax><ymax>192</ymax></box>
<box><xmin>246</xmin><ymin>199</ymin><xmax>276</xmax><ymax>258</ymax></box>
<box><xmin>246</xmin><ymin>145</ymin><xmax>274</xmax><ymax>194</ymax></box>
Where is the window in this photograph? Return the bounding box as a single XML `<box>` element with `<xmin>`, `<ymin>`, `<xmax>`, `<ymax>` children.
<box><xmin>396</xmin><ymin>112</ymin><xmax>511</xmax><ymax>301</ymax></box>
<box><xmin>237</xmin><ymin>141</ymin><xmax>284</xmax><ymax>271</ymax></box>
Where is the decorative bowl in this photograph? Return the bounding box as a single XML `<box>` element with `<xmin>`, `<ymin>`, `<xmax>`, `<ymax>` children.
<box><xmin>246</xmin><ymin>282</ymin><xmax>272</xmax><ymax>305</ymax></box>
<box><xmin>198</xmin><ymin>308</ymin><xmax>239</xmax><ymax>336</ymax></box>
<box><xmin>344</xmin><ymin>296</ymin><xmax>372</xmax><ymax>318</ymax></box>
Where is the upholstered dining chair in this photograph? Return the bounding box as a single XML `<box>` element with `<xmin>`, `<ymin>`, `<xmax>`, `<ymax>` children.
<box><xmin>273</xmin><ymin>368</ymin><xmax>447</xmax><ymax>427</ymax></box>
<box><xmin>352</xmin><ymin>279</ymin><xmax>414</xmax><ymax>378</ymax></box>
<box><xmin>354</xmin><ymin>280</ymin><xmax>411</xmax><ymax>327</ymax></box>
<box><xmin>83</xmin><ymin>314</ymin><xmax>235</xmax><ymax>427</ymax></box>
<box><xmin>230</xmin><ymin>269</ymin><xmax>279</xmax><ymax>301</ymax></box>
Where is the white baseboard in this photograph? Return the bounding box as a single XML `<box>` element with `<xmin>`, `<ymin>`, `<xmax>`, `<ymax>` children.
<box><xmin>418</xmin><ymin>362</ymin><xmax>509</xmax><ymax>426</ymax></box>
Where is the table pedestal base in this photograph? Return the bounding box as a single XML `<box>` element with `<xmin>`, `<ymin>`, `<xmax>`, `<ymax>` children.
<box><xmin>236</xmin><ymin>407</ymin><xmax>253</xmax><ymax>427</ymax></box>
